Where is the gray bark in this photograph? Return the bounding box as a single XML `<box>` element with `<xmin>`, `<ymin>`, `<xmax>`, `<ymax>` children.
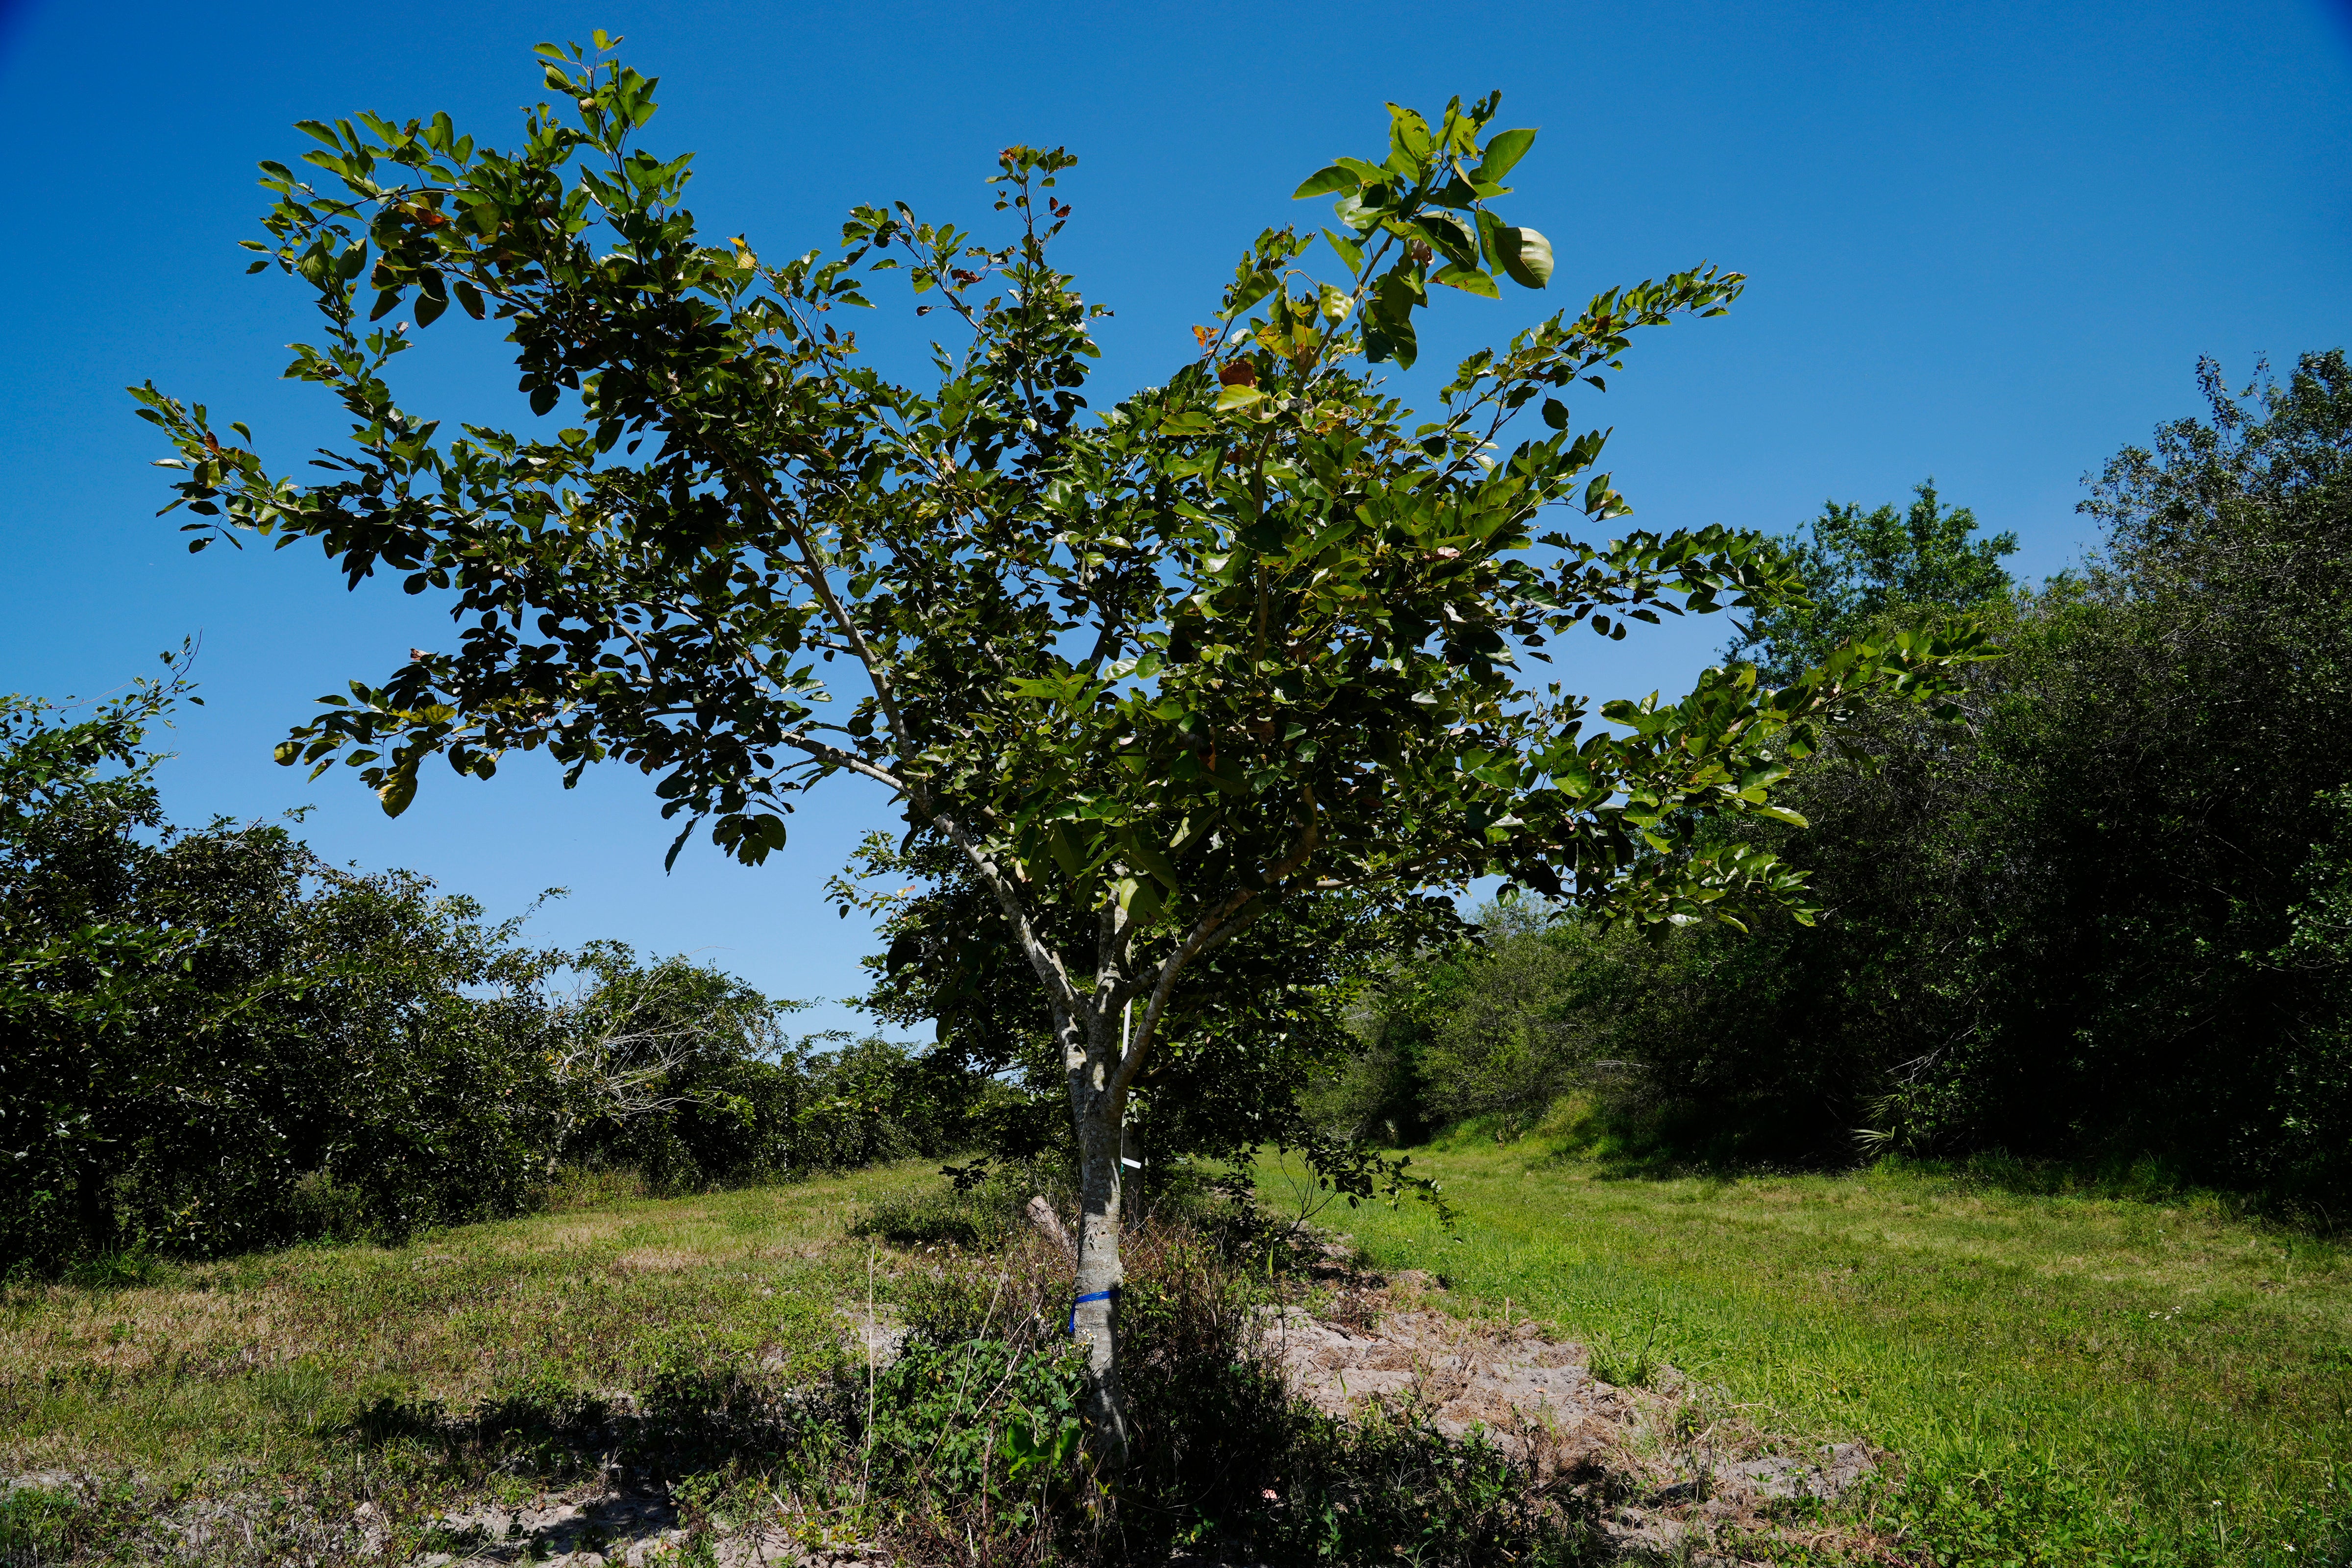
<box><xmin>1063</xmin><ymin>1003</ymin><xmax>1129</xmax><ymax>1463</ymax></box>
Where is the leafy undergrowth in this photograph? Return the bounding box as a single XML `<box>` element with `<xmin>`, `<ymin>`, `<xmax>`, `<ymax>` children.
<box><xmin>847</xmin><ymin>1163</ymin><xmax>1606</xmax><ymax>1565</ymax></box>
<box><xmin>1283</xmin><ymin>1136</ymin><xmax>2352</xmax><ymax>1566</ymax></box>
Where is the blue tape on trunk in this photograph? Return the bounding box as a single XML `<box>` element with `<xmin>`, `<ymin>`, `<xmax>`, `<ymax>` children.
<box><xmin>1068</xmin><ymin>1287</ymin><xmax>1118</xmax><ymax>1334</ymax></box>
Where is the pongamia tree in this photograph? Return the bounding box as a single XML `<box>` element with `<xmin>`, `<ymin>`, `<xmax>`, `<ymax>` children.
<box><xmin>136</xmin><ymin>38</ymin><xmax>1982</xmax><ymax>1453</ymax></box>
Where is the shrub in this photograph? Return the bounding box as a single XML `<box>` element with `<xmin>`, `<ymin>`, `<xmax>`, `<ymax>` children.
<box><xmin>830</xmin><ymin>1211</ymin><xmax>1598</xmax><ymax>1566</ymax></box>
<box><xmin>0</xmin><ymin>690</ymin><xmax>576</xmax><ymax>1264</ymax></box>
<box><xmin>0</xmin><ymin>675</ymin><xmax>981</xmax><ymax>1270</ymax></box>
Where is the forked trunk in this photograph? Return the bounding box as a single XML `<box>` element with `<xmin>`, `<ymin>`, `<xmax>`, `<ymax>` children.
<box><xmin>1064</xmin><ymin>1007</ymin><xmax>1130</xmax><ymax>1464</ymax></box>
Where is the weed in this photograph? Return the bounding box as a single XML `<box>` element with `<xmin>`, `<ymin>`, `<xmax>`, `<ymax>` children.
<box><xmin>1590</xmin><ymin>1324</ymin><xmax>1664</xmax><ymax>1389</ymax></box>
<box><xmin>56</xmin><ymin>1251</ymin><xmax>167</xmax><ymax>1292</ymax></box>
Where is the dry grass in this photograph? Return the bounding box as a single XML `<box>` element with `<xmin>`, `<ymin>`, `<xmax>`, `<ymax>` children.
<box><xmin>0</xmin><ymin>1159</ymin><xmax>940</xmax><ymax>1479</ymax></box>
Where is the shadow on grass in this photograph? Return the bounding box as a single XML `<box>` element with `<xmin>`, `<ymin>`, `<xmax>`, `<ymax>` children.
<box><xmin>342</xmin><ymin>1370</ymin><xmax>841</xmax><ymax>1485</ymax></box>
<box><xmin>1471</xmin><ymin>1098</ymin><xmax>2352</xmax><ymax>1237</ymax></box>
<box><xmin>1467</xmin><ymin>1098</ymin><xmax>1810</xmax><ymax>1184</ymax></box>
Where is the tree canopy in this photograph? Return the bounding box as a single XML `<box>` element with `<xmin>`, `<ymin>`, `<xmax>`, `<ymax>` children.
<box><xmin>1727</xmin><ymin>480</ymin><xmax>2018</xmax><ymax>684</ymax></box>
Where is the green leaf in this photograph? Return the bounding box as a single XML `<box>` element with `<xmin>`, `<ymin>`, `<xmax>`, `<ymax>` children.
<box><xmin>1120</xmin><ymin>830</ymin><xmax>1184</xmax><ymax>891</ymax></box>
<box><xmin>1475</xmin><ymin>209</ymin><xmax>1508</xmax><ymax>270</ymax></box>
<box><xmin>1364</xmin><ymin>312</ymin><xmax>1417</xmax><ymax>368</ymax></box>
<box><xmin>1331</xmin><ymin>193</ymin><xmax>1375</xmax><ymax>232</ymax></box>
<box><xmin>1424</xmin><ymin>175</ymin><xmax>1480</xmax><ymax>210</ymax></box>
<box><xmin>1473</xmin><ymin>127</ymin><xmax>1538</xmax><ymax>185</ymax></box>
<box><xmin>1387</xmin><ymin>103</ymin><xmax>1433</xmax><ymax>162</ymax></box>
<box><xmin>1293</xmin><ymin>165</ymin><xmax>1359</xmax><ymax>199</ymax></box>
<box><xmin>1370</xmin><ymin>270</ymin><xmax>1424</xmax><ymax>321</ymax></box>
<box><xmin>1498</xmin><ymin>226</ymin><xmax>1554</xmax><ymax>289</ymax></box>
<box><xmin>1414</xmin><ymin>212</ymin><xmax>1478</xmax><ymax>266</ymax></box>
<box><xmin>1215</xmin><ymin>384</ymin><xmax>1266</xmax><ymax>411</ymax></box>
<box><xmin>1225</xmin><ymin>270</ymin><xmax>1278</xmax><ymax>318</ymax></box>
<box><xmin>1431</xmin><ymin>263</ymin><xmax>1499</xmax><ymax>299</ymax></box>
<box><xmin>1048</xmin><ymin>825</ymin><xmax>1087</xmax><ymax>880</ymax></box>
<box><xmin>1321</xmin><ymin>228</ymin><xmax>1365</xmax><ymax>271</ymax></box>
<box><xmin>1115</xmin><ymin>875</ymin><xmax>1164</xmax><ymax>924</ymax></box>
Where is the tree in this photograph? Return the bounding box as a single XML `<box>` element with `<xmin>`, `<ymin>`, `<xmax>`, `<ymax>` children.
<box><xmin>135</xmin><ymin>40</ymin><xmax>1979</xmax><ymax>1452</ymax></box>
<box><xmin>1728</xmin><ymin>480</ymin><xmax>2017</xmax><ymax>683</ymax></box>
<box><xmin>550</xmin><ymin>944</ymin><xmax>980</xmax><ymax>1187</ymax></box>
<box><xmin>0</xmin><ymin>669</ymin><xmax>970</xmax><ymax>1269</ymax></box>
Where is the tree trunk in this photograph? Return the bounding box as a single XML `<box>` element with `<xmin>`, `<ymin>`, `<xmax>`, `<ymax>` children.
<box><xmin>1065</xmin><ymin>1006</ymin><xmax>1130</xmax><ymax>1464</ymax></box>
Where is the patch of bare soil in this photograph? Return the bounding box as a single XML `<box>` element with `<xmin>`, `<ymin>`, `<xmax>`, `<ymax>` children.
<box><xmin>411</xmin><ymin>1483</ymin><xmax>684</xmax><ymax>1566</ymax></box>
<box><xmin>1274</xmin><ymin>1250</ymin><xmax>1892</xmax><ymax>1562</ymax></box>
<box><xmin>411</xmin><ymin>1477</ymin><xmax>901</xmax><ymax>1567</ymax></box>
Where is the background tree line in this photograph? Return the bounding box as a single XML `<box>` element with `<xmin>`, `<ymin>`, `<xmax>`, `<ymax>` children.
<box><xmin>1318</xmin><ymin>350</ymin><xmax>2352</xmax><ymax>1205</ymax></box>
<box><xmin>0</xmin><ymin>674</ymin><xmax>979</xmax><ymax>1273</ymax></box>
<box><xmin>20</xmin><ymin>341</ymin><xmax>2342</xmax><ymax>1274</ymax></box>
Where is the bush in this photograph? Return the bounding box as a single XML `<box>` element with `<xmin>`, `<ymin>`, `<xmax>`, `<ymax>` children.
<box><xmin>0</xmin><ymin>674</ymin><xmax>576</xmax><ymax>1264</ymax></box>
<box><xmin>853</xmin><ymin>1157</ymin><xmax>1075</xmax><ymax>1251</ymax></box>
<box><xmin>0</xmin><ymin>674</ymin><xmax>981</xmax><ymax>1271</ymax></box>
<box><xmin>833</xmin><ymin>1208</ymin><xmax>1597</xmax><ymax>1566</ymax></box>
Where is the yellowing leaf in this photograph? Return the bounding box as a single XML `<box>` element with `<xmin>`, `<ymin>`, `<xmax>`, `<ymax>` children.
<box><xmin>376</xmin><ymin>767</ymin><xmax>418</xmax><ymax>818</ymax></box>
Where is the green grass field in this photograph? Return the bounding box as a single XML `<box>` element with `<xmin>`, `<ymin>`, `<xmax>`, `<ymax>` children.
<box><xmin>5</xmin><ymin>1147</ymin><xmax>2349</xmax><ymax>1565</ymax></box>
<box><xmin>1267</xmin><ymin>1133</ymin><xmax>2352</xmax><ymax>1566</ymax></box>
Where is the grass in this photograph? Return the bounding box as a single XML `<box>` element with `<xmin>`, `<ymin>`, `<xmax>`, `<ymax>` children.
<box><xmin>0</xmin><ymin>1159</ymin><xmax>940</xmax><ymax>1484</ymax></box>
<box><xmin>1264</xmin><ymin>1129</ymin><xmax>2352</xmax><ymax>1566</ymax></box>
<box><xmin>3</xmin><ymin>1159</ymin><xmax>1596</xmax><ymax>1567</ymax></box>
<box><xmin>9</xmin><ymin>1144</ymin><xmax>2352</xmax><ymax>1564</ymax></box>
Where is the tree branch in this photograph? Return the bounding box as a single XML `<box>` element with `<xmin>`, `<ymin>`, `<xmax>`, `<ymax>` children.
<box><xmin>1113</xmin><ymin>786</ymin><xmax>1320</xmax><ymax>1095</ymax></box>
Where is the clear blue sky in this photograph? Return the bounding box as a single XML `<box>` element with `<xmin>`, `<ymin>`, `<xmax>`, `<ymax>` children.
<box><xmin>1</xmin><ymin>0</ymin><xmax>2345</xmax><ymax>1036</ymax></box>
